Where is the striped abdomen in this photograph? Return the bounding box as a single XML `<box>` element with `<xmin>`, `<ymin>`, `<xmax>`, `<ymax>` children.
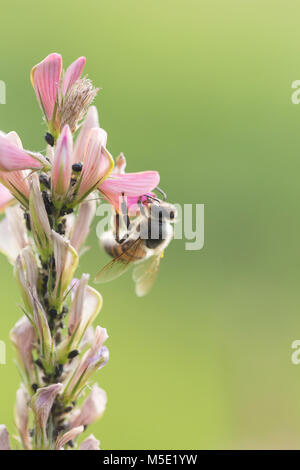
<box><xmin>102</xmin><ymin>233</ymin><xmax>147</xmax><ymax>262</ymax></box>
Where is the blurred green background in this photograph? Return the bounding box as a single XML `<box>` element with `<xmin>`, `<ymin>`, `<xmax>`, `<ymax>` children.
<box><xmin>1</xmin><ymin>0</ymin><xmax>300</xmax><ymax>450</ymax></box>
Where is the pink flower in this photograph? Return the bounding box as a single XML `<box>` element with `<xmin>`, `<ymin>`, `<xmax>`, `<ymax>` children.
<box><xmin>31</xmin><ymin>53</ymin><xmax>97</xmax><ymax>135</ymax></box>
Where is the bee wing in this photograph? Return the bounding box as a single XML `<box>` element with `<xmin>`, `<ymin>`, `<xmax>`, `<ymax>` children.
<box><xmin>95</xmin><ymin>238</ymin><xmax>143</xmax><ymax>283</ymax></box>
<box><xmin>132</xmin><ymin>253</ymin><xmax>162</xmax><ymax>297</ymax></box>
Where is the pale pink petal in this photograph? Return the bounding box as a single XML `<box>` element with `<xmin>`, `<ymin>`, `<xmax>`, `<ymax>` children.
<box><xmin>99</xmin><ymin>171</ymin><xmax>160</xmax><ymax>210</ymax></box>
<box><xmin>76</xmin><ymin>128</ymin><xmax>113</xmax><ymax>202</ymax></box>
<box><xmin>100</xmin><ymin>171</ymin><xmax>160</xmax><ymax>196</ymax></box>
<box><xmin>6</xmin><ymin>131</ymin><xmax>23</xmax><ymax>149</ymax></box>
<box><xmin>0</xmin><ymin>134</ymin><xmax>44</xmax><ymax>171</ymax></box>
<box><xmin>0</xmin><ymin>184</ymin><xmax>14</xmax><ymax>212</ymax></box>
<box><xmin>70</xmin><ymin>197</ymin><xmax>96</xmax><ymax>251</ymax></box>
<box><xmin>62</xmin><ymin>57</ymin><xmax>86</xmax><ymax>95</ymax></box>
<box><xmin>79</xmin><ymin>434</ymin><xmax>100</xmax><ymax>450</ymax></box>
<box><xmin>0</xmin><ymin>170</ymin><xmax>30</xmax><ymax>207</ymax></box>
<box><xmin>52</xmin><ymin>124</ymin><xmax>73</xmax><ymax>198</ymax></box>
<box><xmin>31</xmin><ymin>53</ymin><xmax>62</xmax><ymax>121</ymax></box>
<box><xmin>73</xmin><ymin>106</ymin><xmax>100</xmax><ymax>164</ymax></box>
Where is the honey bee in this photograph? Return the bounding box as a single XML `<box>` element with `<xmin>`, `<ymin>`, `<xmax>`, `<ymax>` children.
<box><xmin>95</xmin><ymin>197</ymin><xmax>177</xmax><ymax>296</ymax></box>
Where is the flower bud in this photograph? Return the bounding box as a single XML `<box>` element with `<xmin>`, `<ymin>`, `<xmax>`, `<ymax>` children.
<box><xmin>115</xmin><ymin>153</ymin><xmax>126</xmax><ymax>174</ymax></box>
<box><xmin>79</xmin><ymin>434</ymin><xmax>100</xmax><ymax>450</ymax></box>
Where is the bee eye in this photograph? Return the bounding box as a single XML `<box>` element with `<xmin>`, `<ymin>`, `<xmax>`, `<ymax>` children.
<box><xmin>169</xmin><ymin>211</ymin><xmax>175</xmax><ymax>220</ymax></box>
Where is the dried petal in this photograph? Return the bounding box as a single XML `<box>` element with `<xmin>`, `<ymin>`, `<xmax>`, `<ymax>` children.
<box><xmin>70</xmin><ymin>384</ymin><xmax>107</xmax><ymax>428</ymax></box>
<box><xmin>15</xmin><ymin>385</ymin><xmax>31</xmax><ymax>449</ymax></box>
<box><xmin>31</xmin><ymin>383</ymin><xmax>63</xmax><ymax>448</ymax></box>
<box><xmin>55</xmin><ymin>425</ymin><xmax>84</xmax><ymax>450</ymax></box>
<box><xmin>0</xmin><ymin>425</ymin><xmax>11</xmax><ymax>450</ymax></box>
<box><xmin>10</xmin><ymin>315</ymin><xmax>35</xmax><ymax>375</ymax></box>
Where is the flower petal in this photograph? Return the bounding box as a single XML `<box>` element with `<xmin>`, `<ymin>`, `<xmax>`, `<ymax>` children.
<box><xmin>79</xmin><ymin>434</ymin><xmax>100</xmax><ymax>450</ymax></box>
<box><xmin>31</xmin><ymin>53</ymin><xmax>62</xmax><ymax>121</ymax></box>
<box><xmin>99</xmin><ymin>171</ymin><xmax>160</xmax><ymax>210</ymax></box>
<box><xmin>0</xmin><ymin>134</ymin><xmax>44</xmax><ymax>171</ymax></box>
<box><xmin>76</xmin><ymin>128</ymin><xmax>113</xmax><ymax>202</ymax></box>
<box><xmin>0</xmin><ymin>425</ymin><xmax>11</xmax><ymax>450</ymax></box>
<box><xmin>73</xmin><ymin>106</ymin><xmax>100</xmax><ymax>164</ymax></box>
<box><xmin>100</xmin><ymin>171</ymin><xmax>160</xmax><ymax>196</ymax></box>
<box><xmin>62</xmin><ymin>57</ymin><xmax>86</xmax><ymax>95</ymax></box>
<box><xmin>55</xmin><ymin>426</ymin><xmax>84</xmax><ymax>450</ymax></box>
<box><xmin>70</xmin><ymin>384</ymin><xmax>107</xmax><ymax>428</ymax></box>
<box><xmin>52</xmin><ymin>124</ymin><xmax>73</xmax><ymax>198</ymax></box>
<box><xmin>0</xmin><ymin>184</ymin><xmax>14</xmax><ymax>212</ymax></box>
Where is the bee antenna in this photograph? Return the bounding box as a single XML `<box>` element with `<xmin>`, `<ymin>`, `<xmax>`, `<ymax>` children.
<box><xmin>155</xmin><ymin>186</ymin><xmax>167</xmax><ymax>201</ymax></box>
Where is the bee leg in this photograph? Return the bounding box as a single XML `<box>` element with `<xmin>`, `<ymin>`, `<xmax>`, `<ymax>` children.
<box><xmin>114</xmin><ymin>212</ymin><xmax>121</xmax><ymax>243</ymax></box>
<box><xmin>138</xmin><ymin>197</ymin><xmax>147</xmax><ymax>217</ymax></box>
<box><xmin>115</xmin><ymin>193</ymin><xmax>130</xmax><ymax>244</ymax></box>
<box><xmin>121</xmin><ymin>193</ymin><xmax>130</xmax><ymax>231</ymax></box>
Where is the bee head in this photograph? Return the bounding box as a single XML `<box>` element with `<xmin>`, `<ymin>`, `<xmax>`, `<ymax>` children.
<box><xmin>149</xmin><ymin>202</ymin><xmax>177</xmax><ymax>222</ymax></box>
